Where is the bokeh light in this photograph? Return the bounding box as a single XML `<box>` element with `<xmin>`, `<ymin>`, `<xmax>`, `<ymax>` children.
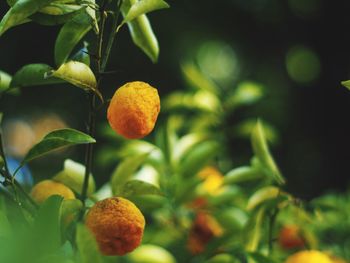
<box><xmin>196</xmin><ymin>41</ymin><xmax>239</xmax><ymax>85</ymax></box>
<box><xmin>285</xmin><ymin>45</ymin><xmax>321</xmax><ymax>84</ymax></box>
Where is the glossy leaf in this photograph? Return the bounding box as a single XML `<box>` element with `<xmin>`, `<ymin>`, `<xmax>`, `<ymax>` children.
<box><xmin>76</xmin><ymin>224</ymin><xmax>103</xmax><ymax>263</ymax></box>
<box><xmin>0</xmin><ymin>70</ymin><xmax>12</xmax><ymax>91</ymax></box>
<box><xmin>173</xmin><ymin>133</ymin><xmax>207</xmax><ymax>163</ymax></box>
<box><xmin>244</xmin><ymin>207</ymin><xmax>265</xmax><ymax>251</ymax></box>
<box><xmin>120</xmin><ymin>179</ymin><xmax>162</xmax><ymax>197</ymax></box>
<box><xmin>0</xmin><ymin>0</ymin><xmax>56</xmax><ymax>36</ymax></box>
<box><xmin>341</xmin><ymin>80</ymin><xmax>350</xmax><ymax>90</ymax></box>
<box><xmin>223</xmin><ymin>166</ymin><xmax>263</xmax><ymax>185</ymax></box>
<box><xmin>227</xmin><ymin>81</ymin><xmax>264</xmax><ymax>108</ymax></box>
<box><xmin>48</xmin><ymin>61</ymin><xmax>102</xmax><ymax>100</ymax></box>
<box><xmin>33</xmin><ymin>195</ymin><xmax>63</xmax><ymax>252</ymax></box>
<box><xmin>54</xmin><ymin>12</ymin><xmax>93</xmax><ymax>66</ymax></box>
<box><xmin>111</xmin><ymin>153</ymin><xmax>150</xmax><ymax>195</ymax></box>
<box><xmin>121</xmin><ymin>0</ymin><xmax>159</xmax><ymax>63</ymax></box>
<box><xmin>31</xmin><ymin>7</ymin><xmax>83</xmax><ymax>25</ymax></box>
<box><xmin>179</xmin><ymin>141</ymin><xmax>219</xmax><ymax>178</ymax></box>
<box><xmin>251</xmin><ymin>120</ymin><xmax>285</xmax><ymax>185</ymax></box>
<box><xmin>128</xmin><ymin>195</ymin><xmax>167</xmax><ymax>212</ymax></box>
<box><xmin>10</xmin><ymin>64</ymin><xmax>63</xmax><ymax>88</ymax></box>
<box><xmin>247</xmin><ymin>186</ymin><xmax>280</xmax><ymax>211</ymax></box>
<box><xmin>39</xmin><ymin>3</ymin><xmax>82</xmax><ymax>15</ymax></box>
<box><xmin>121</xmin><ymin>0</ymin><xmax>169</xmax><ymax>24</ymax></box>
<box><xmin>53</xmin><ymin>159</ymin><xmax>96</xmax><ymax>196</ymax></box>
<box><xmin>22</xmin><ymin>128</ymin><xmax>95</xmax><ymax>165</ymax></box>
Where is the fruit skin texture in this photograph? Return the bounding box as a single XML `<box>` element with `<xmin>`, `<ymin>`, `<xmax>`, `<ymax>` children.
<box><xmin>278</xmin><ymin>224</ymin><xmax>305</xmax><ymax>249</ymax></box>
<box><xmin>285</xmin><ymin>250</ymin><xmax>333</xmax><ymax>263</ymax></box>
<box><xmin>85</xmin><ymin>197</ymin><xmax>145</xmax><ymax>256</ymax></box>
<box><xmin>107</xmin><ymin>81</ymin><xmax>160</xmax><ymax>139</ymax></box>
<box><xmin>30</xmin><ymin>179</ymin><xmax>75</xmax><ymax>204</ymax></box>
<box><xmin>187</xmin><ymin>211</ymin><xmax>223</xmax><ymax>255</ymax></box>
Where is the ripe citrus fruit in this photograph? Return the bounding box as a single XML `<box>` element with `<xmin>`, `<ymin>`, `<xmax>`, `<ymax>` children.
<box><xmin>107</xmin><ymin>81</ymin><xmax>160</xmax><ymax>139</ymax></box>
<box><xmin>85</xmin><ymin>197</ymin><xmax>145</xmax><ymax>256</ymax></box>
<box><xmin>285</xmin><ymin>250</ymin><xmax>333</xmax><ymax>263</ymax></box>
<box><xmin>278</xmin><ymin>224</ymin><xmax>305</xmax><ymax>249</ymax></box>
<box><xmin>187</xmin><ymin>211</ymin><xmax>223</xmax><ymax>254</ymax></box>
<box><xmin>30</xmin><ymin>179</ymin><xmax>75</xmax><ymax>204</ymax></box>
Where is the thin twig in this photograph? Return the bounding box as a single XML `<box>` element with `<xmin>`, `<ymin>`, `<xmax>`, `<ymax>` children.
<box><xmin>101</xmin><ymin>0</ymin><xmax>122</xmax><ymax>73</ymax></box>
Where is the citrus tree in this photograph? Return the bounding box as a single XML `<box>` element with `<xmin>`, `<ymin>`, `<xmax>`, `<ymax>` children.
<box><xmin>0</xmin><ymin>1</ymin><xmax>349</xmax><ymax>263</ymax></box>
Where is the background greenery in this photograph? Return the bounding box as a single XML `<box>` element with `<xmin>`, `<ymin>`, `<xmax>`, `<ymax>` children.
<box><xmin>1</xmin><ymin>0</ymin><xmax>350</xmax><ymax>199</ymax></box>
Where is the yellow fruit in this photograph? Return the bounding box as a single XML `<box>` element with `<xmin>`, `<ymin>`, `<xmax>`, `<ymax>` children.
<box><xmin>127</xmin><ymin>244</ymin><xmax>176</xmax><ymax>263</ymax></box>
<box><xmin>107</xmin><ymin>81</ymin><xmax>160</xmax><ymax>139</ymax></box>
<box><xmin>187</xmin><ymin>211</ymin><xmax>223</xmax><ymax>255</ymax></box>
<box><xmin>285</xmin><ymin>250</ymin><xmax>333</xmax><ymax>263</ymax></box>
<box><xmin>85</xmin><ymin>197</ymin><xmax>145</xmax><ymax>256</ymax></box>
<box><xmin>198</xmin><ymin>166</ymin><xmax>223</xmax><ymax>195</ymax></box>
<box><xmin>30</xmin><ymin>179</ymin><xmax>75</xmax><ymax>204</ymax></box>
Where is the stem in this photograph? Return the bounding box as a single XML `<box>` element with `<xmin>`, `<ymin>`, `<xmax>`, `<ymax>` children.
<box><xmin>101</xmin><ymin>0</ymin><xmax>122</xmax><ymax>73</ymax></box>
<box><xmin>80</xmin><ymin>0</ymin><xmax>118</xmax><ymax>215</ymax></box>
<box><xmin>267</xmin><ymin>208</ymin><xmax>279</xmax><ymax>255</ymax></box>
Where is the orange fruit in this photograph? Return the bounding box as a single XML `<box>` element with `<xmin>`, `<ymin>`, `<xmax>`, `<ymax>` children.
<box><xmin>85</xmin><ymin>197</ymin><xmax>145</xmax><ymax>256</ymax></box>
<box><xmin>187</xmin><ymin>211</ymin><xmax>223</xmax><ymax>254</ymax></box>
<box><xmin>30</xmin><ymin>179</ymin><xmax>75</xmax><ymax>204</ymax></box>
<box><xmin>285</xmin><ymin>250</ymin><xmax>333</xmax><ymax>263</ymax></box>
<box><xmin>278</xmin><ymin>224</ymin><xmax>305</xmax><ymax>249</ymax></box>
<box><xmin>107</xmin><ymin>81</ymin><xmax>160</xmax><ymax>139</ymax></box>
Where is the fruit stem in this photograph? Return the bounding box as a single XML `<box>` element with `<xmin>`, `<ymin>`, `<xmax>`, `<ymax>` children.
<box><xmin>80</xmin><ymin>0</ymin><xmax>119</xmax><ymax>217</ymax></box>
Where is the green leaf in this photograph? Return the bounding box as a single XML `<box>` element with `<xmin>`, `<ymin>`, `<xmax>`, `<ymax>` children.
<box><xmin>244</xmin><ymin>207</ymin><xmax>265</xmax><ymax>251</ymax></box>
<box><xmin>39</xmin><ymin>3</ymin><xmax>82</xmax><ymax>15</ymax></box>
<box><xmin>48</xmin><ymin>61</ymin><xmax>102</xmax><ymax>100</ymax></box>
<box><xmin>60</xmin><ymin>199</ymin><xmax>82</xmax><ymax>223</ymax></box>
<box><xmin>341</xmin><ymin>80</ymin><xmax>350</xmax><ymax>90</ymax></box>
<box><xmin>251</xmin><ymin>120</ymin><xmax>285</xmax><ymax>185</ymax></box>
<box><xmin>0</xmin><ymin>0</ymin><xmax>56</xmax><ymax>36</ymax></box>
<box><xmin>76</xmin><ymin>224</ymin><xmax>103</xmax><ymax>263</ymax></box>
<box><xmin>0</xmin><ymin>70</ymin><xmax>12</xmax><ymax>91</ymax></box>
<box><xmin>247</xmin><ymin>252</ymin><xmax>277</xmax><ymax>263</ymax></box>
<box><xmin>31</xmin><ymin>10</ymin><xmax>80</xmax><ymax>25</ymax></box>
<box><xmin>0</xmin><ymin>198</ymin><xmax>11</xmax><ymax>237</ymax></box>
<box><xmin>120</xmin><ymin>179</ymin><xmax>162</xmax><ymax>197</ymax></box>
<box><xmin>205</xmin><ymin>253</ymin><xmax>239</xmax><ymax>263</ymax></box>
<box><xmin>22</xmin><ymin>128</ymin><xmax>95</xmax><ymax>165</ymax></box>
<box><xmin>121</xmin><ymin>0</ymin><xmax>169</xmax><ymax>24</ymax></box>
<box><xmin>180</xmin><ymin>61</ymin><xmax>220</xmax><ymax>94</ymax></box>
<box><xmin>223</xmin><ymin>166</ymin><xmax>263</xmax><ymax>185</ymax></box>
<box><xmin>111</xmin><ymin>153</ymin><xmax>150</xmax><ymax>195</ymax></box>
<box><xmin>54</xmin><ymin>11</ymin><xmax>93</xmax><ymax>66</ymax></box>
<box><xmin>128</xmin><ymin>195</ymin><xmax>167</xmax><ymax>211</ymax></box>
<box><xmin>227</xmin><ymin>81</ymin><xmax>264</xmax><ymax>108</ymax></box>
<box><xmin>33</xmin><ymin>195</ymin><xmax>63</xmax><ymax>252</ymax></box>
<box><xmin>121</xmin><ymin>0</ymin><xmax>159</xmax><ymax>63</ymax></box>
<box><xmin>247</xmin><ymin>186</ymin><xmax>280</xmax><ymax>211</ymax></box>
<box><xmin>10</xmin><ymin>64</ymin><xmax>63</xmax><ymax>89</ymax></box>
<box><xmin>179</xmin><ymin>141</ymin><xmax>219</xmax><ymax>178</ymax></box>
<box><xmin>53</xmin><ymin>159</ymin><xmax>96</xmax><ymax>196</ymax></box>
<box><xmin>173</xmin><ymin>133</ymin><xmax>207</xmax><ymax>163</ymax></box>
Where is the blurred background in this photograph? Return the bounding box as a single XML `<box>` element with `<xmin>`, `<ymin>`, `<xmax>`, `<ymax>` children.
<box><xmin>1</xmin><ymin>0</ymin><xmax>350</xmax><ymax>200</ymax></box>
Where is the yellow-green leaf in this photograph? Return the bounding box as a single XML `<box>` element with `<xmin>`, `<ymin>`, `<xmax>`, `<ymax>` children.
<box><xmin>48</xmin><ymin>61</ymin><xmax>102</xmax><ymax>100</ymax></box>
